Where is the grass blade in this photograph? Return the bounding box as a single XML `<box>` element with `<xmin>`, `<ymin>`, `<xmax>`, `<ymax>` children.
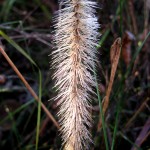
<box><xmin>111</xmin><ymin>0</ymin><xmax>124</xmax><ymax>149</ymax></box>
<box><xmin>94</xmin><ymin>71</ymin><xmax>109</xmax><ymax>150</ymax></box>
<box><xmin>36</xmin><ymin>71</ymin><xmax>42</xmax><ymax>150</ymax></box>
<box><xmin>0</xmin><ymin>0</ymin><xmax>17</xmax><ymax>21</ymax></box>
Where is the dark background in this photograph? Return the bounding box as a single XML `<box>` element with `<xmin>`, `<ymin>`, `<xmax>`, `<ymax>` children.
<box><xmin>0</xmin><ymin>0</ymin><xmax>149</xmax><ymax>149</ymax></box>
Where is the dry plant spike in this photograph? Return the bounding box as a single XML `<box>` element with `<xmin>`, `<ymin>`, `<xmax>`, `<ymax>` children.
<box><xmin>110</xmin><ymin>38</ymin><xmax>121</xmax><ymax>65</ymax></box>
<box><xmin>98</xmin><ymin>38</ymin><xmax>121</xmax><ymax>131</ymax></box>
<box><xmin>0</xmin><ymin>45</ymin><xmax>59</xmax><ymax>129</ymax></box>
<box><xmin>52</xmin><ymin>0</ymin><xmax>99</xmax><ymax>149</ymax></box>
<box><xmin>106</xmin><ymin>38</ymin><xmax>121</xmax><ymax>112</ymax></box>
<box><xmin>128</xmin><ymin>0</ymin><xmax>138</xmax><ymax>35</ymax></box>
<box><xmin>122</xmin><ymin>31</ymin><xmax>135</xmax><ymax>66</ymax></box>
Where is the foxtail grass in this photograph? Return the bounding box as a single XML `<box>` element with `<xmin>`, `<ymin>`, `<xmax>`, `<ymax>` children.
<box><xmin>52</xmin><ymin>0</ymin><xmax>99</xmax><ymax>149</ymax></box>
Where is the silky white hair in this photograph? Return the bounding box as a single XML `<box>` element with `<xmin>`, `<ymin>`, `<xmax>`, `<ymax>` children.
<box><xmin>52</xmin><ymin>0</ymin><xmax>99</xmax><ymax>149</ymax></box>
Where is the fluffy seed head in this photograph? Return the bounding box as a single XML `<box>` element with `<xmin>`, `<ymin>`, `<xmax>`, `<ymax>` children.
<box><xmin>52</xmin><ymin>0</ymin><xmax>99</xmax><ymax>149</ymax></box>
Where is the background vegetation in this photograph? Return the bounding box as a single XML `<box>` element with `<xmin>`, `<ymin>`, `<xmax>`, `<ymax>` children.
<box><xmin>0</xmin><ymin>0</ymin><xmax>149</xmax><ymax>149</ymax></box>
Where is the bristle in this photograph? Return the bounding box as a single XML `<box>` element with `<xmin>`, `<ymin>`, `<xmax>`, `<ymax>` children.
<box><xmin>52</xmin><ymin>0</ymin><xmax>99</xmax><ymax>149</ymax></box>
